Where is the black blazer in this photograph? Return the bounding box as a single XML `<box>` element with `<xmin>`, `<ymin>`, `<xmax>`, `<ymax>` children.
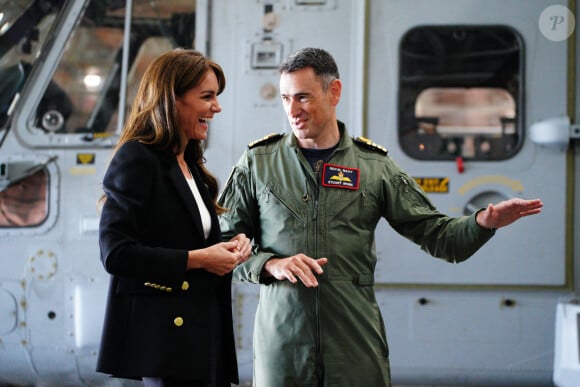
<box><xmin>97</xmin><ymin>140</ymin><xmax>238</xmax><ymax>385</ymax></box>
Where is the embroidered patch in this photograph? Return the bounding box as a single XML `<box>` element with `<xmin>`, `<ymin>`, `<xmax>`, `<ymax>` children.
<box><xmin>322</xmin><ymin>164</ymin><xmax>360</xmax><ymax>190</ymax></box>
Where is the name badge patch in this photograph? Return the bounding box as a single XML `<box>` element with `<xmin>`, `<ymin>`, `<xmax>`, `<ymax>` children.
<box><xmin>322</xmin><ymin>164</ymin><xmax>360</xmax><ymax>190</ymax></box>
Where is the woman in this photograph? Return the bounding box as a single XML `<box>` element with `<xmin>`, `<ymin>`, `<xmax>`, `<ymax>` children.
<box><xmin>97</xmin><ymin>48</ymin><xmax>251</xmax><ymax>387</ymax></box>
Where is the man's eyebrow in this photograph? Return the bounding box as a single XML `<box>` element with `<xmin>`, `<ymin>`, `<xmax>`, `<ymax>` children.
<box><xmin>281</xmin><ymin>91</ymin><xmax>310</xmax><ymax>97</ymax></box>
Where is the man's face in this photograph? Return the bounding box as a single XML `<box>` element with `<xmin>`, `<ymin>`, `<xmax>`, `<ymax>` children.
<box><xmin>279</xmin><ymin>67</ymin><xmax>341</xmax><ymax>147</ymax></box>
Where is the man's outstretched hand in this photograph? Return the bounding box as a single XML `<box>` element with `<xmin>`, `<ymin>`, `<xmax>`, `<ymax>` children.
<box><xmin>476</xmin><ymin>198</ymin><xmax>543</xmax><ymax>230</ymax></box>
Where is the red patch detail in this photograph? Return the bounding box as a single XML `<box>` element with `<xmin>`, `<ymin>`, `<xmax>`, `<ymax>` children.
<box><xmin>321</xmin><ymin>164</ymin><xmax>360</xmax><ymax>190</ymax></box>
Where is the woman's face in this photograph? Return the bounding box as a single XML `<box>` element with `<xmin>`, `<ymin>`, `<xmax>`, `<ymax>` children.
<box><xmin>176</xmin><ymin>69</ymin><xmax>222</xmax><ymax>141</ymax></box>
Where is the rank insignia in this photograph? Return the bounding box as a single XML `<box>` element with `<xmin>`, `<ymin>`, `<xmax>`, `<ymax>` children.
<box><xmin>353</xmin><ymin>136</ymin><xmax>388</xmax><ymax>154</ymax></box>
<box><xmin>248</xmin><ymin>133</ymin><xmax>283</xmax><ymax>149</ymax></box>
<box><xmin>322</xmin><ymin>164</ymin><xmax>360</xmax><ymax>190</ymax></box>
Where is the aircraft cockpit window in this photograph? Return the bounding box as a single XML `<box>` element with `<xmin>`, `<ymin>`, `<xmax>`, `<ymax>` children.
<box><xmin>6</xmin><ymin>0</ymin><xmax>196</xmax><ymax>147</ymax></box>
<box><xmin>0</xmin><ymin>0</ymin><xmax>63</xmax><ymax>130</ymax></box>
<box><xmin>399</xmin><ymin>26</ymin><xmax>523</xmax><ymax>161</ymax></box>
<box><xmin>37</xmin><ymin>0</ymin><xmax>195</xmax><ymax>137</ymax></box>
<box><xmin>38</xmin><ymin>23</ymin><xmax>125</xmax><ymax>135</ymax></box>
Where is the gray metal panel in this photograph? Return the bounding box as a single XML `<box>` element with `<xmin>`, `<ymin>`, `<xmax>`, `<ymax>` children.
<box><xmin>367</xmin><ymin>0</ymin><xmax>569</xmax><ymax>286</ymax></box>
<box><xmin>205</xmin><ymin>0</ymin><xmax>366</xmax><ymax>186</ymax></box>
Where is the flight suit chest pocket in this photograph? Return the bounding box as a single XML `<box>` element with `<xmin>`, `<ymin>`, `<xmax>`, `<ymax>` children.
<box><xmin>258</xmin><ymin>180</ymin><xmax>307</xmax><ymax>234</ymax></box>
<box><xmin>262</xmin><ymin>180</ymin><xmax>306</xmax><ymax>214</ymax></box>
<box><xmin>323</xmin><ymin>184</ymin><xmax>381</xmax><ymax>224</ymax></box>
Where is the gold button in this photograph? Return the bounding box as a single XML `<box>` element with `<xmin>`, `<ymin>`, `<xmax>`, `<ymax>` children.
<box><xmin>173</xmin><ymin>317</ymin><xmax>184</xmax><ymax>327</ymax></box>
<box><xmin>181</xmin><ymin>281</ymin><xmax>189</xmax><ymax>291</ymax></box>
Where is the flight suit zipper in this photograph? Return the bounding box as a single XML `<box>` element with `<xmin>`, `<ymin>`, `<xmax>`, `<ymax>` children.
<box><xmin>313</xmin><ymin>193</ymin><xmax>324</xmax><ymax>387</ymax></box>
<box><xmin>299</xmin><ymin>149</ymin><xmax>326</xmax><ymax>386</ymax></box>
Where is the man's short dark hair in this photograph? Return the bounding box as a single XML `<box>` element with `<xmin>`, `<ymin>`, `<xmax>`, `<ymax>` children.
<box><xmin>279</xmin><ymin>47</ymin><xmax>340</xmax><ymax>90</ymax></box>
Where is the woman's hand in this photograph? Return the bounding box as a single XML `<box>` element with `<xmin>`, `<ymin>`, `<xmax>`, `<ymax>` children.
<box><xmin>229</xmin><ymin>233</ymin><xmax>252</xmax><ymax>264</ymax></box>
<box><xmin>187</xmin><ymin>241</ymin><xmax>244</xmax><ymax>275</ymax></box>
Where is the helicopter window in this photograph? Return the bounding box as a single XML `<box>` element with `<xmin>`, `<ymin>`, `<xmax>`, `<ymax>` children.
<box><xmin>399</xmin><ymin>26</ymin><xmax>523</xmax><ymax>161</ymax></box>
<box><xmin>413</xmin><ymin>87</ymin><xmax>516</xmax><ymax>158</ymax></box>
<box><xmin>0</xmin><ymin>169</ymin><xmax>48</xmax><ymax>227</ymax></box>
<box><xmin>0</xmin><ymin>1</ymin><xmax>63</xmax><ymax>130</ymax></box>
<box><xmin>10</xmin><ymin>0</ymin><xmax>196</xmax><ymax>144</ymax></box>
<box><xmin>39</xmin><ymin>23</ymin><xmax>125</xmax><ymax>134</ymax></box>
<box><xmin>102</xmin><ymin>36</ymin><xmax>175</xmax><ymax>134</ymax></box>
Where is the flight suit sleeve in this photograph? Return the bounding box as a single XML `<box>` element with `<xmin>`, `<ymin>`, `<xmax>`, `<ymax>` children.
<box><xmin>218</xmin><ymin>161</ymin><xmax>277</xmax><ymax>284</ymax></box>
<box><xmin>383</xmin><ymin>167</ymin><xmax>495</xmax><ymax>263</ymax></box>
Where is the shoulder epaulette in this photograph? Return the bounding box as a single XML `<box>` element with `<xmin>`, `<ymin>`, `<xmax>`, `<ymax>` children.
<box><xmin>353</xmin><ymin>136</ymin><xmax>388</xmax><ymax>155</ymax></box>
<box><xmin>248</xmin><ymin>133</ymin><xmax>283</xmax><ymax>149</ymax></box>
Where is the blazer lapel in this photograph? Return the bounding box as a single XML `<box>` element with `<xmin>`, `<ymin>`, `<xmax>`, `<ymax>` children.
<box><xmin>168</xmin><ymin>161</ymin><xmax>205</xmax><ymax>239</ymax></box>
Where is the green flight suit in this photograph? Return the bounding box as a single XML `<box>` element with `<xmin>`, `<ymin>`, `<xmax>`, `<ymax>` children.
<box><xmin>218</xmin><ymin>121</ymin><xmax>495</xmax><ymax>387</ymax></box>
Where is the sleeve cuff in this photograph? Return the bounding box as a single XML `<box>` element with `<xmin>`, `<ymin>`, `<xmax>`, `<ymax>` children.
<box><xmin>474</xmin><ymin>209</ymin><xmax>497</xmax><ymax>232</ymax></box>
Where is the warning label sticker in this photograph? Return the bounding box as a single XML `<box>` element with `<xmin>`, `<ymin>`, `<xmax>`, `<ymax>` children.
<box><xmin>413</xmin><ymin>177</ymin><xmax>449</xmax><ymax>193</ymax></box>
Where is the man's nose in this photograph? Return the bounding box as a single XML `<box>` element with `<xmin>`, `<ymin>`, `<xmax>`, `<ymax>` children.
<box><xmin>288</xmin><ymin>99</ymin><xmax>301</xmax><ymax>116</ymax></box>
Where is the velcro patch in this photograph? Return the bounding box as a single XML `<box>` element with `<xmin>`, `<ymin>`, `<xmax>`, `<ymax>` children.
<box><xmin>322</xmin><ymin>164</ymin><xmax>360</xmax><ymax>190</ymax></box>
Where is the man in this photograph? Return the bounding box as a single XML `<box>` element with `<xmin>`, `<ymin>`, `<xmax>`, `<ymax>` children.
<box><xmin>218</xmin><ymin>47</ymin><xmax>543</xmax><ymax>387</ymax></box>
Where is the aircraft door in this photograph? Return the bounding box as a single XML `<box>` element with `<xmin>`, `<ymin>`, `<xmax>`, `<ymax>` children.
<box><xmin>367</xmin><ymin>0</ymin><xmax>571</xmax><ymax>288</ymax></box>
<box><xmin>365</xmin><ymin>0</ymin><xmax>573</xmax><ymax>383</ymax></box>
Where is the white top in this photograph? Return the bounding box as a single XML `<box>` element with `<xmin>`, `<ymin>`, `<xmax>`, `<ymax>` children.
<box><xmin>185</xmin><ymin>176</ymin><xmax>212</xmax><ymax>239</ymax></box>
